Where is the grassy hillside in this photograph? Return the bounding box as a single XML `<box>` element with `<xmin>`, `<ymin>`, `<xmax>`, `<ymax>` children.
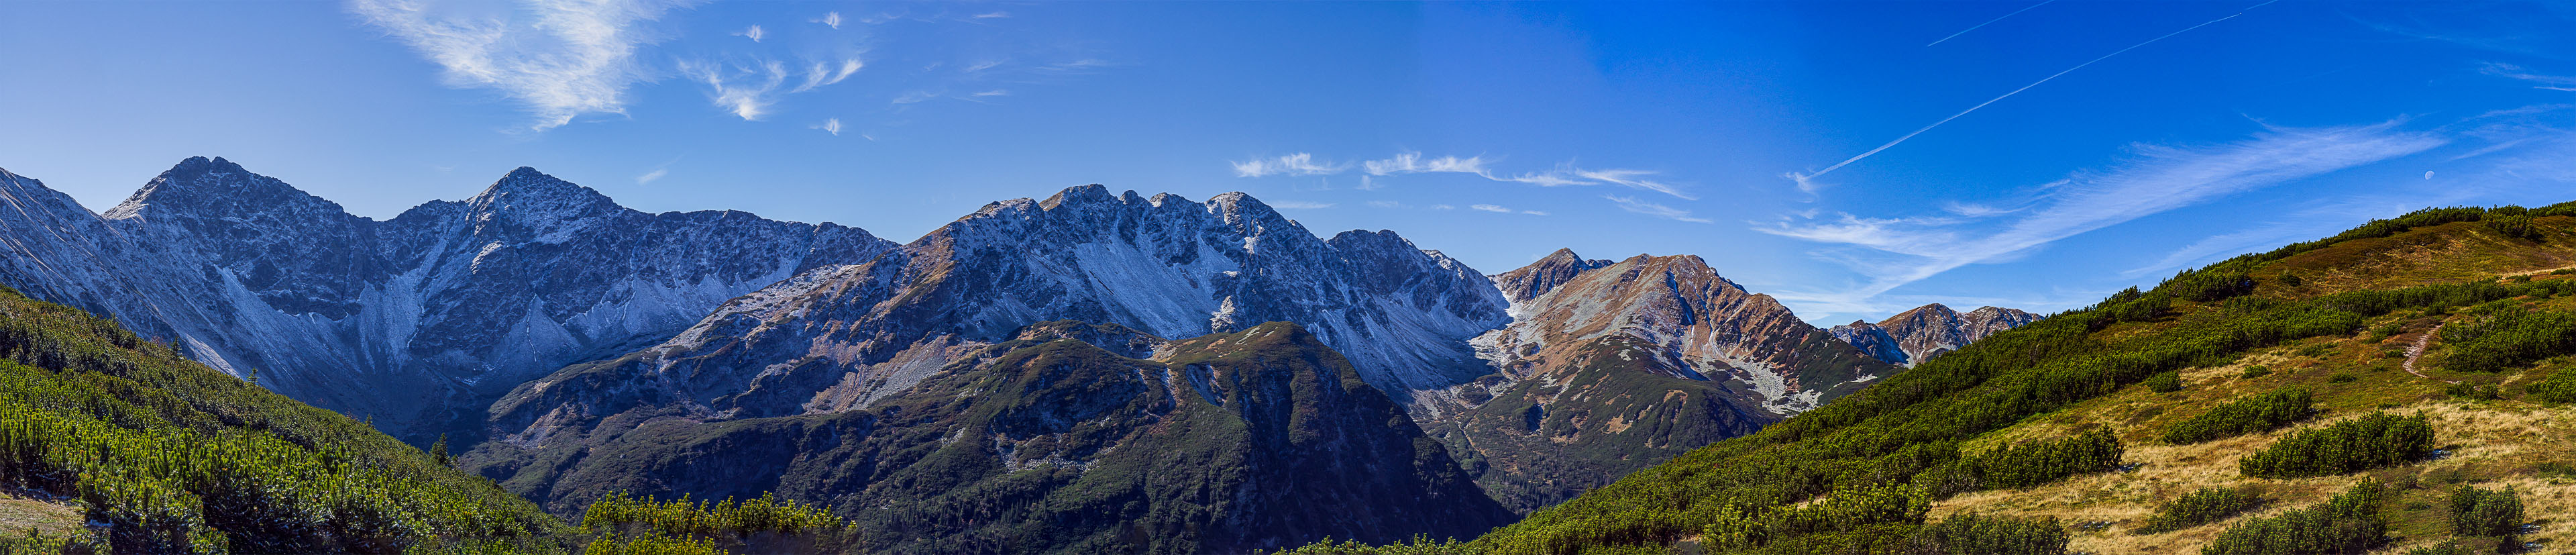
<box><xmin>0</xmin><ymin>285</ymin><xmax>574</xmax><ymax>553</ymax></box>
<box><xmin>1283</xmin><ymin>204</ymin><xmax>2576</xmax><ymax>555</ymax></box>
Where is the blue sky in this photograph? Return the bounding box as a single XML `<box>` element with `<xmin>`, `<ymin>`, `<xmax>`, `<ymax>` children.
<box><xmin>2</xmin><ymin>1</ymin><xmax>2571</xmax><ymax>325</ymax></box>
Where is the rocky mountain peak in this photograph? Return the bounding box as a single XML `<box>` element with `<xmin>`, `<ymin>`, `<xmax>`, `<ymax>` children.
<box><xmin>1493</xmin><ymin>248</ymin><xmax>1617</xmax><ymax>303</ymax></box>
<box><xmin>1203</xmin><ymin>191</ymin><xmax>1288</xmax><ymax>228</ymax></box>
<box><xmin>472</xmin><ymin>167</ymin><xmax>614</xmax><ymax>207</ymax></box>
<box><xmin>1037</xmin><ymin>183</ymin><xmax>1118</xmax><ymax>209</ymax></box>
<box><xmin>463</xmin><ymin>166</ymin><xmax>630</xmax><ymax>240</ymax></box>
<box><xmin>104</xmin><ymin>156</ymin><xmax>347</xmax><ymax>221</ymax></box>
<box><xmin>1831</xmin><ymin>303</ymin><xmax>2043</xmax><ymax>366</ymax></box>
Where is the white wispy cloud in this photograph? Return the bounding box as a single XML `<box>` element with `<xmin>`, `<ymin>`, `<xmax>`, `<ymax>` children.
<box><xmin>1790</xmin><ymin>9</ymin><xmax>2247</xmax><ymax>191</ymax></box>
<box><xmin>1032</xmin><ymin>59</ymin><xmax>1115</xmax><ymax>74</ymax></box>
<box><xmin>736</xmin><ymin>24</ymin><xmax>763</xmax><ymax>42</ymax></box>
<box><xmin>1254</xmin><ymin>150</ymin><xmax>1693</xmax><ymax>199</ymax></box>
<box><xmin>815</xmin><ymin>118</ymin><xmax>842</xmax><ymax>136</ymax></box>
<box><xmin>1471</xmin><ymin>204</ymin><xmax>1513</xmax><ymax>213</ymax></box>
<box><xmin>1269</xmin><ymin>201</ymin><xmax>1335</xmax><ymax>209</ymax></box>
<box><xmin>1365</xmin><ymin>200</ymin><xmax>1403</xmax><ymax>208</ymax></box>
<box><xmin>1760</xmin><ymin>121</ymin><xmax>2447</xmax><ymax>309</ymax></box>
<box><xmin>348</xmin><ymin>0</ymin><xmax>702</xmax><ymax>130</ymax></box>
<box><xmin>1364</xmin><ymin>152</ymin><xmax>1492</xmax><ymax>176</ymax></box>
<box><xmin>636</xmin><ymin>168</ymin><xmax>667</xmax><ymax>183</ymax></box>
<box><xmin>679</xmin><ymin>56</ymin><xmax>859</xmax><ymax>119</ymax></box>
<box><xmin>1926</xmin><ymin>0</ymin><xmax>2057</xmax><ymax>46</ymax></box>
<box><xmin>890</xmin><ymin>91</ymin><xmax>937</xmax><ymax>105</ymax></box>
<box><xmin>814</xmin><ymin>11</ymin><xmax>841</xmax><ymax>29</ymax></box>
<box><xmin>972</xmin><ymin>11</ymin><xmax>1010</xmax><ymax>19</ymax></box>
<box><xmin>678</xmin><ymin>59</ymin><xmax>787</xmax><ymax>119</ymax></box>
<box><xmin>1230</xmin><ymin>154</ymin><xmax>1348</xmax><ymax>177</ymax></box>
<box><xmin>971</xmin><ymin>89</ymin><xmax>1009</xmax><ymax>97</ymax></box>
<box><xmin>792</xmin><ymin>59</ymin><xmax>862</xmax><ymax>93</ymax></box>
<box><xmin>2479</xmin><ymin>62</ymin><xmax>2576</xmax><ymax>90</ymax></box>
<box><xmin>1430</xmin><ymin>204</ymin><xmax>1456</xmax><ymax>210</ymax></box>
<box><xmin>1606</xmin><ymin>195</ymin><xmax>1714</xmax><ymax>223</ymax></box>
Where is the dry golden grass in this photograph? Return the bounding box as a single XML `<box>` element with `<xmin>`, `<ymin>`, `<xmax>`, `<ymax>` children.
<box><xmin>1931</xmin><ymin>352</ymin><xmax>2576</xmax><ymax>555</ymax></box>
<box><xmin>0</xmin><ymin>494</ymin><xmax>81</xmax><ymax>538</ymax></box>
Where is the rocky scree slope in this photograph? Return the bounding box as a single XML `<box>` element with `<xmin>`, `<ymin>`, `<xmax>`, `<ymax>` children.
<box><xmin>1434</xmin><ymin>249</ymin><xmax>1898</xmax><ymax>511</ymax></box>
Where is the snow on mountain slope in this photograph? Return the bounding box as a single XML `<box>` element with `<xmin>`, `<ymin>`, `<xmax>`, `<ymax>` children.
<box><xmin>490</xmin><ymin>184</ymin><xmax>1515</xmax><ymax>437</ymax></box>
<box><xmin>0</xmin><ymin>158</ymin><xmax>896</xmax><ymax>436</ymax></box>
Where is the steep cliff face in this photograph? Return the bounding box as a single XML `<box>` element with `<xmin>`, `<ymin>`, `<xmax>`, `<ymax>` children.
<box><xmin>1432</xmin><ymin>251</ymin><xmax>1898</xmax><ymax>510</ymax></box>
<box><xmin>1829</xmin><ymin>304</ymin><xmax>2043</xmax><ymax>366</ymax></box>
<box><xmin>0</xmin><ymin>158</ymin><xmax>897</xmax><ymax>436</ymax></box>
<box><xmin>470</xmin><ymin>321</ymin><xmax>1509</xmax><ymax>554</ymax></box>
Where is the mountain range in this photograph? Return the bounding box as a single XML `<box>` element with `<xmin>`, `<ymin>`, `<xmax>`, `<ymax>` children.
<box><xmin>1829</xmin><ymin>303</ymin><xmax>2041</xmax><ymax>366</ymax></box>
<box><xmin>0</xmin><ymin>158</ymin><xmax>2043</xmax><ymax>550</ymax></box>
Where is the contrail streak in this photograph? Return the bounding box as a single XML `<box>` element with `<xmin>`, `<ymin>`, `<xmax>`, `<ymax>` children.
<box><xmin>1927</xmin><ymin>0</ymin><xmax>2059</xmax><ymax>46</ymax></box>
<box><xmin>1800</xmin><ymin>13</ymin><xmax>2243</xmax><ymax>185</ymax></box>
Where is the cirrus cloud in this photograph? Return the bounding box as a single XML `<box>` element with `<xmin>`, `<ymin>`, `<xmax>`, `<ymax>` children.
<box><xmin>350</xmin><ymin>0</ymin><xmax>705</xmax><ymax>130</ymax></box>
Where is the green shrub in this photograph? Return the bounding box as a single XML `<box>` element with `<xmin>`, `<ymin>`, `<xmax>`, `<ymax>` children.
<box><xmin>2200</xmin><ymin>481</ymin><xmax>2385</xmax><ymax>555</ymax></box>
<box><xmin>2163</xmin><ymin>389</ymin><xmax>2313</xmax><ymax>444</ymax></box>
<box><xmin>2486</xmin><ymin>214</ymin><xmax>2538</xmax><ymax>240</ymax></box>
<box><xmin>1973</xmin><ymin>430</ymin><xmax>2125</xmax><ymax>490</ymax></box>
<box><xmin>2241</xmin><ymin>365</ymin><xmax>2273</xmax><ymax>379</ymax></box>
<box><xmin>1261</xmin><ymin>535</ymin><xmax>1473</xmax><ymax>555</ymax></box>
<box><xmin>2296</xmin><ymin>344</ymin><xmax>2331</xmax><ymax>358</ymax></box>
<box><xmin>2447</xmin><ymin>485</ymin><xmax>2524</xmax><ymax>538</ymax></box>
<box><xmin>2135</xmin><ymin>487</ymin><xmax>2260</xmax><ymax>534</ymax></box>
<box><xmin>1699</xmin><ymin>483</ymin><xmax>1931</xmax><ymax>550</ymax></box>
<box><xmin>1909</xmin><ymin>512</ymin><xmax>2068</xmax><ymax>555</ymax></box>
<box><xmin>2328</xmin><ymin>373</ymin><xmax>2359</xmax><ymax>383</ymax></box>
<box><xmin>2439</xmin><ymin>306</ymin><xmax>2576</xmax><ymax>373</ymax></box>
<box><xmin>0</xmin><ymin>288</ymin><xmax>572</xmax><ymax>554</ymax></box>
<box><xmin>2145</xmin><ymin>371</ymin><xmax>2183</xmax><ymax>393</ymax></box>
<box><xmin>2444</xmin><ymin>383</ymin><xmax>2500</xmax><ymax>400</ymax></box>
<box><xmin>2526</xmin><ymin>366</ymin><xmax>2576</xmax><ymax>403</ymax></box>
<box><xmin>2371</xmin><ymin>323</ymin><xmax>2406</xmax><ymax>342</ymax></box>
<box><xmin>2163</xmin><ymin>270</ymin><xmax>2257</xmax><ymax>303</ymax></box>
<box><xmin>2239</xmin><ymin>413</ymin><xmax>2434</xmax><ymax>478</ymax></box>
<box><xmin>580</xmin><ymin>532</ymin><xmax>722</xmax><ymax>555</ymax></box>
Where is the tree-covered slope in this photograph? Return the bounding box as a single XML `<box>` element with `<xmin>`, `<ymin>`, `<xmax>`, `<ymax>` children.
<box><xmin>1289</xmin><ymin>204</ymin><xmax>2576</xmax><ymax>555</ymax></box>
<box><xmin>0</xmin><ymin>285</ymin><xmax>573</xmax><ymax>553</ymax></box>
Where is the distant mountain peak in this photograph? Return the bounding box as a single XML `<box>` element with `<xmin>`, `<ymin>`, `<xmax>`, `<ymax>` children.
<box><xmin>105</xmin><ymin>156</ymin><xmax>345</xmax><ymax>221</ymax></box>
<box><xmin>464</xmin><ymin>167</ymin><xmax>629</xmax><ymax>239</ymax></box>
<box><xmin>473</xmin><ymin>166</ymin><xmax>612</xmax><ymax>205</ymax></box>
<box><xmin>1831</xmin><ymin>303</ymin><xmax>2041</xmax><ymax>366</ymax></box>
<box><xmin>1038</xmin><ymin>183</ymin><xmax>1117</xmax><ymax>209</ymax></box>
<box><xmin>1493</xmin><ymin>248</ymin><xmax>1615</xmax><ymax>302</ymax></box>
